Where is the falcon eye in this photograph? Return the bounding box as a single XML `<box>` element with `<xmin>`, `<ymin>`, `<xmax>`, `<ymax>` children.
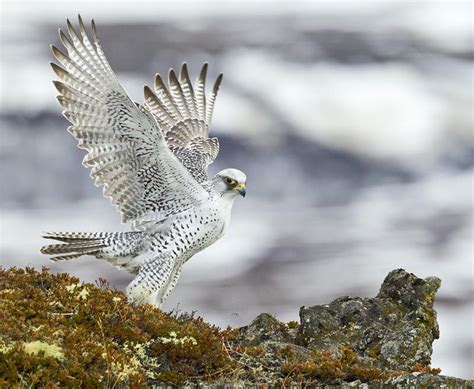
<box><xmin>225</xmin><ymin>177</ymin><xmax>234</xmax><ymax>185</ymax></box>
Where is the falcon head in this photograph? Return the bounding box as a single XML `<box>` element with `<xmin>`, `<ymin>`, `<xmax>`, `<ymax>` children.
<box><xmin>214</xmin><ymin>168</ymin><xmax>246</xmax><ymax>198</ymax></box>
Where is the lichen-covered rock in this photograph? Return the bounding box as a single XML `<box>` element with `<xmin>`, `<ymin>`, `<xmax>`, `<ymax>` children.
<box><xmin>297</xmin><ymin>269</ymin><xmax>441</xmax><ymax>371</ymax></box>
<box><xmin>238</xmin><ymin>313</ymin><xmax>296</xmax><ymax>345</ymax></box>
<box><xmin>384</xmin><ymin>373</ymin><xmax>473</xmax><ymax>388</ymax></box>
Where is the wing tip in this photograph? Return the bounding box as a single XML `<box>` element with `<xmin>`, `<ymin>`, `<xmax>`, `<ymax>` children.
<box><xmin>50</xmin><ymin>62</ymin><xmax>69</xmax><ymax>80</ymax></box>
<box><xmin>91</xmin><ymin>19</ymin><xmax>98</xmax><ymax>41</ymax></box>
<box><xmin>200</xmin><ymin>62</ymin><xmax>208</xmax><ymax>77</ymax></box>
<box><xmin>65</xmin><ymin>18</ymin><xmax>73</xmax><ymax>31</ymax></box>
<box><xmin>168</xmin><ymin>68</ymin><xmax>178</xmax><ymax>84</ymax></box>
<box><xmin>144</xmin><ymin>85</ymin><xmax>156</xmax><ymax>99</ymax></box>
<box><xmin>78</xmin><ymin>14</ymin><xmax>87</xmax><ymax>34</ymax></box>
<box><xmin>213</xmin><ymin>73</ymin><xmax>224</xmax><ymax>92</ymax></box>
<box><xmin>50</xmin><ymin>61</ymin><xmax>60</xmax><ymax>70</ymax></box>
<box><xmin>50</xmin><ymin>44</ymin><xmax>68</xmax><ymax>60</ymax></box>
<box><xmin>154</xmin><ymin>73</ymin><xmax>164</xmax><ymax>88</ymax></box>
<box><xmin>52</xmin><ymin>80</ymin><xmax>64</xmax><ymax>93</ymax></box>
<box><xmin>197</xmin><ymin>63</ymin><xmax>208</xmax><ymax>92</ymax></box>
<box><xmin>62</xmin><ymin>111</ymin><xmax>76</xmax><ymax>124</ymax></box>
<box><xmin>179</xmin><ymin>62</ymin><xmax>189</xmax><ymax>78</ymax></box>
<box><xmin>66</xmin><ymin>17</ymin><xmax>81</xmax><ymax>41</ymax></box>
<box><xmin>56</xmin><ymin>94</ymin><xmax>67</xmax><ymax>107</ymax></box>
<box><xmin>58</xmin><ymin>28</ymin><xmax>72</xmax><ymax>48</ymax></box>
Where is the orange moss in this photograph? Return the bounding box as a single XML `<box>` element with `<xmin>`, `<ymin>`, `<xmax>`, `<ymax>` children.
<box><xmin>411</xmin><ymin>362</ymin><xmax>441</xmax><ymax>375</ymax></box>
<box><xmin>0</xmin><ymin>267</ymin><xmax>234</xmax><ymax>387</ymax></box>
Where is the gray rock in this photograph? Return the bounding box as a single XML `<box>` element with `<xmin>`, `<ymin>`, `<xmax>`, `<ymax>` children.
<box><xmin>384</xmin><ymin>373</ymin><xmax>473</xmax><ymax>388</ymax></box>
<box><xmin>238</xmin><ymin>312</ymin><xmax>293</xmax><ymax>345</ymax></box>
<box><xmin>296</xmin><ymin>269</ymin><xmax>441</xmax><ymax>371</ymax></box>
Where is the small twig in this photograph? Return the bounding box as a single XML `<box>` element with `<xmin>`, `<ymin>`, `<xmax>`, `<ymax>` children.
<box><xmin>225</xmin><ymin>341</ymin><xmax>270</xmax><ymax>371</ymax></box>
<box><xmin>48</xmin><ymin>312</ymin><xmax>75</xmax><ymax>316</ymax></box>
<box><xmin>281</xmin><ymin>364</ymin><xmax>298</xmax><ymax>388</ymax></box>
<box><xmin>96</xmin><ymin>318</ymin><xmax>112</xmax><ymax>389</ymax></box>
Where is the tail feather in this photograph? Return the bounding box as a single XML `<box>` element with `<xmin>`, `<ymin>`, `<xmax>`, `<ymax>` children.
<box><xmin>41</xmin><ymin>231</ymin><xmax>109</xmax><ymax>261</ymax></box>
<box><xmin>41</xmin><ymin>242</ymin><xmax>107</xmax><ymax>255</ymax></box>
<box><xmin>40</xmin><ymin>231</ymin><xmax>146</xmax><ymax>263</ymax></box>
<box><xmin>49</xmin><ymin>250</ymin><xmax>103</xmax><ymax>262</ymax></box>
<box><xmin>42</xmin><ymin>231</ymin><xmax>109</xmax><ymax>243</ymax></box>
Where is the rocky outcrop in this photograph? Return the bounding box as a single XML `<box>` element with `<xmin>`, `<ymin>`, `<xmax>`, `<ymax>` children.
<box><xmin>297</xmin><ymin>269</ymin><xmax>440</xmax><ymax>370</ymax></box>
<box><xmin>236</xmin><ymin>269</ymin><xmax>471</xmax><ymax>387</ymax></box>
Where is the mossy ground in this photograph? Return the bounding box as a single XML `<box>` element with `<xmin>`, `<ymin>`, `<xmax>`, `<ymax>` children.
<box><xmin>0</xmin><ymin>267</ymin><xmax>440</xmax><ymax>388</ymax></box>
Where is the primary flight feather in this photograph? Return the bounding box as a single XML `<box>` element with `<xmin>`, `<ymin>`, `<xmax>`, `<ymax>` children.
<box><xmin>41</xmin><ymin>16</ymin><xmax>247</xmax><ymax>307</ymax></box>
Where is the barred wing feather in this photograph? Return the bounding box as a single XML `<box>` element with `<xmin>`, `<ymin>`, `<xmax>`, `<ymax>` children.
<box><xmin>144</xmin><ymin>63</ymin><xmax>222</xmax><ymax>183</ymax></box>
<box><xmin>51</xmin><ymin>16</ymin><xmax>208</xmax><ymax>223</ymax></box>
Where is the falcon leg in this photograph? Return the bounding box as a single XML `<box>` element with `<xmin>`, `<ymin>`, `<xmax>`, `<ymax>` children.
<box><xmin>157</xmin><ymin>264</ymin><xmax>183</xmax><ymax>306</ymax></box>
<box><xmin>125</xmin><ymin>253</ymin><xmax>176</xmax><ymax>308</ymax></box>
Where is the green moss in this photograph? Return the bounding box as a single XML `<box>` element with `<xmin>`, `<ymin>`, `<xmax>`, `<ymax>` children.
<box><xmin>367</xmin><ymin>344</ymin><xmax>381</xmax><ymax>358</ymax></box>
<box><xmin>287</xmin><ymin>321</ymin><xmax>299</xmax><ymax>329</ymax></box>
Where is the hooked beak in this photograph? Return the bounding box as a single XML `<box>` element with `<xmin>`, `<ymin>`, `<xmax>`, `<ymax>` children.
<box><xmin>235</xmin><ymin>183</ymin><xmax>246</xmax><ymax>197</ymax></box>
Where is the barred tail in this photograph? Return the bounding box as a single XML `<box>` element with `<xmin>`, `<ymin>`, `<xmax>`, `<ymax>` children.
<box><xmin>41</xmin><ymin>232</ymin><xmax>110</xmax><ymax>261</ymax></box>
<box><xmin>40</xmin><ymin>231</ymin><xmax>144</xmax><ymax>262</ymax></box>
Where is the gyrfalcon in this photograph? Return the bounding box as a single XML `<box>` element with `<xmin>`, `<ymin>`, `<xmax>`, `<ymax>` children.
<box><xmin>41</xmin><ymin>16</ymin><xmax>247</xmax><ymax>307</ymax></box>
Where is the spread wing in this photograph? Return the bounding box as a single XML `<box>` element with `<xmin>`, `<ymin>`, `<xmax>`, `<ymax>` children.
<box><xmin>144</xmin><ymin>63</ymin><xmax>222</xmax><ymax>183</ymax></box>
<box><xmin>51</xmin><ymin>16</ymin><xmax>209</xmax><ymax>223</ymax></box>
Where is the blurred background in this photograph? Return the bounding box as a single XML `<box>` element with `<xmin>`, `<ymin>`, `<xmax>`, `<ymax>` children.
<box><xmin>1</xmin><ymin>0</ymin><xmax>472</xmax><ymax>379</ymax></box>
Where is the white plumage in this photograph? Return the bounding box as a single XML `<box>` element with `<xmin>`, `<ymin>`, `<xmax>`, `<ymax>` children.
<box><xmin>41</xmin><ymin>16</ymin><xmax>247</xmax><ymax>307</ymax></box>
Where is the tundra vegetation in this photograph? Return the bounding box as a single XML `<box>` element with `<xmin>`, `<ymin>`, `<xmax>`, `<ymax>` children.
<box><xmin>0</xmin><ymin>267</ymin><xmax>470</xmax><ymax>388</ymax></box>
